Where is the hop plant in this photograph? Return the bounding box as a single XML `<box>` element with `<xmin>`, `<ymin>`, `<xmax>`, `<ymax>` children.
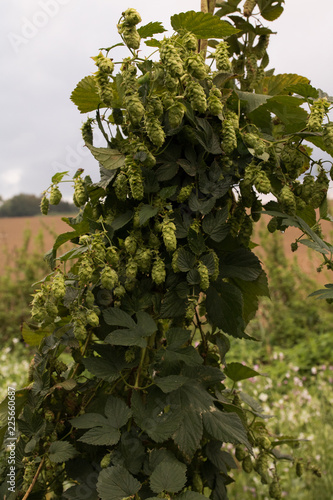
<box><xmin>160</xmin><ymin>40</ymin><xmax>184</xmax><ymax>78</ymax></box>
<box><xmin>92</xmin><ymin>52</ymin><xmax>114</xmax><ymax>74</ymax></box>
<box><xmin>122</xmin><ymin>8</ymin><xmax>142</xmax><ymax>26</ymax></box>
<box><xmin>144</xmin><ymin>114</ymin><xmax>165</xmax><ymax>148</ymax></box>
<box><xmin>134</xmin><ymin>247</ymin><xmax>152</xmax><ymax>272</ymax></box>
<box><xmin>267</xmin><ymin>216</ymin><xmax>278</xmax><ymax>233</ymax></box>
<box><xmin>221</xmin><ymin>119</ymin><xmax>237</xmax><ymax>154</ymax></box>
<box><xmin>85</xmin><ymin>289</ymin><xmax>95</xmax><ymax>308</ymax></box>
<box><xmin>235</xmin><ymin>445</ymin><xmax>247</xmax><ymax>461</ymax></box>
<box><xmin>162</xmin><ymin>217</ymin><xmax>177</xmax><ymax>252</ymax></box>
<box><xmin>74</xmin><ymin>177</ymin><xmax>88</xmax><ymax>207</ymax></box>
<box><xmin>208</xmin><ymin>86</ymin><xmax>223</xmax><ymax>116</ymax></box>
<box><xmin>126</xmin><ymin>158</ymin><xmax>144</xmax><ymax>200</ymax></box>
<box><xmin>269</xmin><ymin>478</ymin><xmax>282</xmax><ymax>500</ymax></box>
<box><xmin>86</xmin><ymin>310</ymin><xmax>100</xmax><ymax>327</ymax></box>
<box><xmin>152</xmin><ymin>256</ymin><xmax>166</xmax><ymax>285</ymax></box>
<box><xmin>125</xmin><ymin>94</ymin><xmax>145</xmax><ymax>125</ymax></box>
<box><xmin>185</xmin><ymin>79</ymin><xmax>207</xmax><ymax>114</ymax></box>
<box><xmin>254</xmin><ymin>34</ymin><xmax>270</xmax><ymax>59</ymax></box>
<box><xmin>323</xmin><ymin>122</ymin><xmax>333</xmax><ymax>150</ymax></box>
<box><xmin>124</xmin><ymin>234</ymin><xmax>137</xmax><ymax>255</ymax></box>
<box><xmin>215</xmin><ymin>41</ymin><xmax>232</xmax><ymax>71</ymax></box>
<box><xmin>242</xmin><ymin>455</ymin><xmax>253</xmax><ymax>473</ymax></box>
<box><xmin>40</xmin><ymin>195</ymin><xmax>49</xmax><ymax>215</ymax></box>
<box><xmin>239</xmin><ymin>215</ymin><xmax>253</xmax><ymax>246</ymax></box>
<box><xmin>279</xmin><ymin>185</ymin><xmax>296</xmax><ymax>214</ymax></box>
<box><xmin>301</xmin><ymin>174</ymin><xmax>315</xmax><ymax>200</ymax></box>
<box><xmin>106</xmin><ymin>246</ymin><xmax>120</xmax><ymax>267</ymax></box>
<box><xmin>49</xmin><ymin>185</ymin><xmax>62</xmax><ymax>205</ymax></box>
<box><xmin>185</xmin><ymin>53</ymin><xmax>208</xmax><ymax>80</ymax></box>
<box><xmin>114</xmin><ymin>171</ymin><xmax>129</xmax><ymax>201</ymax></box>
<box><xmin>101</xmin><ymin>266</ymin><xmax>118</xmax><ymax>289</ymax></box>
<box><xmin>81</xmin><ymin>118</ymin><xmax>94</xmax><ymax>144</ymax></box>
<box><xmin>246</xmin><ymin>52</ymin><xmax>258</xmax><ymax>83</ymax></box>
<box><xmin>126</xmin><ymin>259</ymin><xmax>138</xmax><ymax>280</ymax></box>
<box><xmin>198</xmin><ymin>262</ymin><xmax>209</xmax><ymax>291</ymax></box>
<box><xmin>254</xmin><ymin>170</ymin><xmax>271</xmax><ymax>194</ymax></box>
<box><xmin>168</xmin><ymin>102</ymin><xmax>185</xmax><ymax>129</ymax></box>
<box><xmin>171</xmin><ymin>247</ymin><xmax>181</xmax><ymax>273</ymax></box>
<box><xmin>118</xmin><ymin>23</ymin><xmax>141</xmax><ymax>50</ymax></box>
<box><xmin>243</xmin><ymin>132</ymin><xmax>266</xmax><ymax>156</ymax></box>
<box><xmin>182</xmin><ymin>32</ymin><xmax>198</xmax><ymax>52</ymax></box>
<box><xmin>78</xmin><ymin>257</ymin><xmax>94</xmax><ymax>284</ymax></box>
<box><xmin>307</xmin><ymin>98</ymin><xmax>330</xmax><ymax>131</ymax></box>
<box><xmin>177</xmin><ymin>183</ymin><xmax>194</xmax><ymax>203</ymax></box>
<box><xmin>311</xmin><ymin>168</ymin><xmax>329</xmax><ymax>207</ymax></box>
<box><xmin>51</xmin><ymin>273</ymin><xmax>66</xmax><ymax>300</ymax></box>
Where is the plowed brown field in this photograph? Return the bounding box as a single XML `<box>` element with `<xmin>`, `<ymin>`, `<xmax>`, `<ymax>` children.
<box><xmin>0</xmin><ymin>214</ymin><xmax>332</xmax><ymax>284</ymax></box>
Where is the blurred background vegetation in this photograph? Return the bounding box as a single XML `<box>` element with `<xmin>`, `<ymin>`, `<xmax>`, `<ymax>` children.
<box><xmin>0</xmin><ymin>214</ymin><xmax>332</xmax><ymax>499</ymax></box>
<box><xmin>0</xmin><ymin>193</ymin><xmax>76</xmax><ymax>217</ymax></box>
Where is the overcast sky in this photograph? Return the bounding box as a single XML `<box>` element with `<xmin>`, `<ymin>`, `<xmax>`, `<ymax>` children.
<box><xmin>1</xmin><ymin>0</ymin><xmax>333</xmax><ymax>201</ymax></box>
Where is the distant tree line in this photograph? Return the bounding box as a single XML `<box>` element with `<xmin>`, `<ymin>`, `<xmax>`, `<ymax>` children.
<box><xmin>0</xmin><ymin>194</ymin><xmax>77</xmax><ymax>217</ymax></box>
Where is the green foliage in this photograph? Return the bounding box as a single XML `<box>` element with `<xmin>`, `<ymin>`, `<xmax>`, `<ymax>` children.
<box><xmin>1</xmin><ymin>1</ymin><xmax>333</xmax><ymax>498</ymax></box>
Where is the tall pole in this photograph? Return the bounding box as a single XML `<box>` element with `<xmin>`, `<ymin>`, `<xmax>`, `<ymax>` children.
<box><xmin>199</xmin><ymin>0</ymin><xmax>216</xmax><ymax>57</ymax></box>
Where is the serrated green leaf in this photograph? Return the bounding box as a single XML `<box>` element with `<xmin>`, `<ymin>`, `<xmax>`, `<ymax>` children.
<box><xmin>150</xmin><ymin>458</ymin><xmax>187</xmax><ymax>494</ymax></box>
<box><xmin>188</xmin><ymin>193</ymin><xmax>216</xmax><ymax>215</ymax></box>
<box><xmin>220</xmin><ymin>248</ymin><xmax>262</xmax><ymax>281</ymax></box>
<box><xmin>145</xmin><ymin>38</ymin><xmax>162</xmax><ymax>48</ymax></box>
<box><xmin>264</xmin><ymin>95</ymin><xmax>308</xmax><ymax>134</ymax></box>
<box><xmin>97</xmin><ymin>465</ymin><xmax>141</xmax><ymax>500</ymax></box>
<box><xmin>110</xmin><ymin>210</ymin><xmax>133</xmax><ymax>231</ymax></box>
<box><xmin>187</xmin><ymin>269</ymin><xmax>201</xmax><ymax>285</ymax></box>
<box><xmin>171</xmin><ymin>11</ymin><xmax>239</xmax><ymax>38</ymax></box>
<box><xmin>225</xmin><ymin>362</ymin><xmax>261</xmax><ymax>382</ymax></box>
<box><xmin>105</xmin><ymin>329</ymin><xmax>147</xmax><ymax>348</ymax></box>
<box><xmin>79</xmin><ymin>426</ymin><xmax>121</xmax><ymax>446</ymax></box>
<box><xmin>172</xmin><ymin>410</ymin><xmax>203</xmax><ymax>460</ymax></box>
<box><xmin>203</xmin><ymin>409</ymin><xmax>251</xmax><ymax>449</ymax></box>
<box><xmin>138</xmin><ymin>204</ymin><xmax>158</xmax><ymax>225</ymax></box>
<box><xmin>177</xmin><ymin>248</ymin><xmax>196</xmax><ymax>272</ymax></box>
<box><xmin>160</xmin><ymin>289</ymin><xmax>187</xmax><ymax>319</ymax></box>
<box><xmin>206</xmin><ymin>283</ymin><xmax>245</xmax><ymax>338</ymax></box>
<box><xmin>202</xmin><ymin>208</ymin><xmax>229</xmax><ymax>242</ymax></box>
<box><xmin>85</xmin><ymin>143</ymin><xmax>125</xmax><ymax>171</ymax></box>
<box><xmin>103</xmin><ymin>308</ymin><xmax>136</xmax><ymax>329</ymax></box>
<box><xmin>285</xmin><ymin>83</ymin><xmax>319</xmax><ymax>99</ymax></box>
<box><xmin>176</xmin><ymin>492</ymin><xmax>208</xmax><ymax>500</ymax></box>
<box><xmin>156</xmin><ymin>162</ymin><xmax>179</xmax><ymax>181</ymax></box>
<box><xmin>237</xmin><ymin>90</ymin><xmax>270</xmax><ymax>113</ymax></box>
<box><xmin>97</xmin><ymin>166</ymin><xmax>117</xmax><ymax>189</ymax></box>
<box><xmin>70</xmin><ymin>75</ymin><xmax>103</xmax><ymax>113</ymax></box>
<box><xmin>21</xmin><ymin>323</ymin><xmax>50</xmax><ymax>347</ymax></box>
<box><xmin>49</xmin><ymin>441</ymin><xmax>78</xmax><ymax>463</ymax></box>
<box><xmin>254</xmin><ymin>74</ymin><xmax>309</xmax><ymax>96</ymax></box>
<box><xmin>105</xmin><ymin>396</ymin><xmax>132</xmax><ymax>428</ymax></box>
<box><xmin>136</xmin><ymin>311</ymin><xmax>158</xmax><ymax>335</ymax></box>
<box><xmin>233</xmin><ymin>270</ymin><xmax>270</xmax><ymax>324</ymax></box>
<box><xmin>160</xmin><ymin>185</ymin><xmax>178</xmax><ymax>199</ymax></box>
<box><xmin>166</xmin><ymin>328</ymin><xmax>191</xmax><ymax>349</ymax></box>
<box><xmin>201</xmin><ymin>253</ymin><xmax>216</xmax><ymax>276</ymax></box>
<box><xmin>83</xmin><ymin>357</ymin><xmax>121</xmax><ymax>383</ymax></box>
<box><xmin>137</xmin><ymin>21</ymin><xmax>166</xmax><ymax>38</ymax></box>
<box><xmin>155</xmin><ymin>375</ymin><xmax>189</xmax><ymax>393</ymax></box>
<box><xmin>70</xmin><ymin>413</ymin><xmax>108</xmax><ymax>429</ymax></box>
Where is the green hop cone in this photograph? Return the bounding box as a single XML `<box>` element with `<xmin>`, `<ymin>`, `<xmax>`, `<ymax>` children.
<box><xmin>254</xmin><ymin>34</ymin><xmax>270</xmax><ymax>59</ymax></box>
<box><xmin>182</xmin><ymin>32</ymin><xmax>198</xmax><ymax>52</ymax></box>
<box><xmin>323</xmin><ymin>122</ymin><xmax>333</xmax><ymax>150</ymax></box>
<box><xmin>239</xmin><ymin>214</ymin><xmax>253</xmax><ymax>246</ymax></box>
<box><xmin>177</xmin><ymin>184</ymin><xmax>194</xmax><ymax>203</ymax></box>
<box><xmin>114</xmin><ymin>285</ymin><xmax>126</xmax><ymax>299</ymax></box>
<box><xmin>198</xmin><ymin>262</ymin><xmax>210</xmax><ymax>291</ymax></box>
<box><xmin>51</xmin><ymin>274</ymin><xmax>66</xmax><ymax>300</ymax></box>
<box><xmin>107</xmin><ymin>246</ymin><xmax>120</xmax><ymax>267</ymax></box>
<box><xmin>85</xmin><ymin>290</ymin><xmax>95</xmax><ymax>308</ymax></box>
<box><xmin>307</xmin><ymin>98</ymin><xmax>330</xmax><ymax>131</ymax></box>
<box><xmin>160</xmin><ymin>40</ymin><xmax>184</xmax><ymax>78</ymax></box>
<box><xmin>125</xmin><ymin>94</ymin><xmax>145</xmax><ymax>125</ymax></box>
<box><xmin>86</xmin><ymin>310</ymin><xmax>99</xmax><ymax>327</ymax></box>
<box><xmin>134</xmin><ymin>247</ymin><xmax>152</xmax><ymax>272</ymax></box>
<box><xmin>168</xmin><ymin>102</ymin><xmax>185</xmax><ymax>129</ymax></box>
<box><xmin>235</xmin><ymin>445</ymin><xmax>247</xmax><ymax>462</ymax></box>
<box><xmin>40</xmin><ymin>196</ymin><xmax>49</xmax><ymax>215</ymax></box>
<box><xmin>78</xmin><ymin>258</ymin><xmax>94</xmax><ymax>284</ymax></box>
<box><xmin>74</xmin><ymin>177</ymin><xmax>88</xmax><ymax>207</ymax></box>
<box><xmin>301</xmin><ymin>175</ymin><xmax>315</xmax><ymax>200</ymax></box>
<box><xmin>162</xmin><ymin>218</ymin><xmax>177</xmax><ymax>252</ymax></box>
<box><xmin>254</xmin><ymin>170</ymin><xmax>271</xmax><ymax>194</ymax></box>
<box><xmin>256</xmin><ymin>436</ymin><xmax>271</xmax><ymax>451</ymax></box>
<box><xmin>114</xmin><ymin>172</ymin><xmax>129</xmax><ymax>201</ymax></box>
<box><xmin>243</xmin><ymin>132</ymin><xmax>266</xmax><ymax>156</ymax></box>
<box><xmin>92</xmin><ymin>52</ymin><xmax>114</xmax><ymax>73</ymax></box>
<box><xmin>296</xmin><ymin>461</ymin><xmax>304</xmax><ymax>478</ymax></box>
<box><xmin>126</xmin><ymin>259</ymin><xmax>138</xmax><ymax>280</ymax></box>
<box><xmin>210</xmin><ymin>250</ymin><xmax>220</xmax><ymax>281</ymax></box>
<box><xmin>279</xmin><ymin>185</ymin><xmax>296</xmax><ymax>214</ymax></box>
<box><xmin>208</xmin><ymin>86</ymin><xmax>223</xmax><ymax>116</ymax></box>
<box><xmin>46</xmin><ymin>301</ymin><xmax>58</xmax><ymax>319</ymax></box>
<box><xmin>122</xmin><ymin>8</ymin><xmax>141</xmax><ymax>26</ymax></box>
<box><xmin>144</xmin><ymin>114</ymin><xmax>165</xmax><ymax>148</ymax></box>
<box><xmin>149</xmin><ymin>232</ymin><xmax>161</xmax><ymax>250</ymax></box>
<box><xmin>221</xmin><ymin>119</ymin><xmax>237</xmax><ymax>154</ymax></box>
<box><xmin>100</xmin><ymin>453</ymin><xmax>112</xmax><ymax>469</ymax></box>
<box><xmin>267</xmin><ymin>217</ymin><xmax>278</xmax><ymax>233</ymax></box>
<box><xmin>124</xmin><ymin>235</ymin><xmax>137</xmax><ymax>255</ymax></box>
<box><xmin>119</xmin><ymin>25</ymin><xmax>141</xmax><ymax>50</ymax></box>
<box><xmin>101</xmin><ymin>266</ymin><xmax>118</xmax><ymax>290</ymax></box>
<box><xmin>185</xmin><ymin>53</ymin><xmax>208</xmax><ymax>80</ymax></box>
<box><xmin>269</xmin><ymin>479</ymin><xmax>282</xmax><ymax>500</ymax></box>
<box><xmin>81</xmin><ymin>118</ymin><xmax>94</xmax><ymax>144</ymax></box>
<box><xmin>242</xmin><ymin>455</ymin><xmax>253</xmax><ymax>473</ymax></box>
<box><xmin>251</xmin><ymin>197</ymin><xmax>262</xmax><ymax>222</ymax></box>
<box><xmin>215</xmin><ymin>41</ymin><xmax>232</xmax><ymax>71</ymax></box>
<box><xmin>185</xmin><ymin>79</ymin><xmax>207</xmax><ymax>114</ymax></box>
<box><xmin>192</xmin><ymin>472</ymin><xmax>203</xmax><ymax>493</ymax></box>
<box><xmin>127</xmin><ymin>159</ymin><xmax>144</xmax><ymax>200</ymax></box>
<box><xmin>151</xmin><ymin>256</ymin><xmax>166</xmax><ymax>285</ymax></box>
<box><xmin>49</xmin><ymin>185</ymin><xmax>62</xmax><ymax>205</ymax></box>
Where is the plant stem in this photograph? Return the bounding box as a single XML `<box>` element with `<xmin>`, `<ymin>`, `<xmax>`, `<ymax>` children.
<box><xmin>22</xmin><ymin>457</ymin><xmax>45</xmax><ymax>500</ymax></box>
<box><xmin>134</xmin><ymin>346</ymin><xmax>147</xmax><ymax>389</ymax></box>
<box><xmin>198</xmin><ymin>0</ymin><xmax>216</xmax><ymax>58</ymax></box>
